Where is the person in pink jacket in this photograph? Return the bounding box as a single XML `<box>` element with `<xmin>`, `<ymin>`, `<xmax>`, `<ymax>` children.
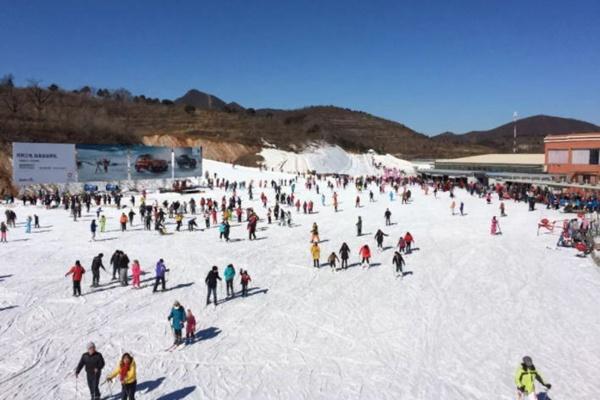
<box><xmin>359</xmin><ymin>244</ymin><xmax>371</xmax><ymax>268</ymax></box>
<box><xmin>131</xmin><ymin>260</ymin><xmax>143</xmax><ymax>288</ymax></box>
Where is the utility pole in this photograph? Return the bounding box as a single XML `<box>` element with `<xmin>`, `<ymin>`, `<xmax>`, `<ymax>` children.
<box><xmin>513</xmin><ymin>111</ymin><xmax>518</xmax><ymax>153</ymax></box>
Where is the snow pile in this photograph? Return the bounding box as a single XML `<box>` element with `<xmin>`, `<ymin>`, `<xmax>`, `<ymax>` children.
<box><xmin>1</xmin><ymin>159</ymin><xmax>599</xmax><ymax>399</ymax></box>
<box><xmin>259</xmin><ymin>144</ymin><xmax>415</xmax><ymax>175</ymax></box>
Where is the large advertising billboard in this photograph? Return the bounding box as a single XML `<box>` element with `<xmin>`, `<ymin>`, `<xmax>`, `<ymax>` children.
<box><xmin>76</xmin><ymin>144</ymin><xmax>202</xmax><ymax>182</ymax></box>
<box><xmin>12</xmin><ymin>143</ymin><xmax>77</xmax><ymax>184</ymax></box>
<box><xmin>75</xmin><ymin>144</ymin><xmax>130</xmax><ymax>182</ymax></box>
<box><xmin>13</xmin><ymin>142</ymin><xmax>202</xmax><ymax>186</ymax></box>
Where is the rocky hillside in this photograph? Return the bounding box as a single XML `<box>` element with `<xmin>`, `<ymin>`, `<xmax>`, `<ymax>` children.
<box><xmin>1</xmin><ymin>81</ymin><xmax>599</xmax><ymax>194</ymax></box>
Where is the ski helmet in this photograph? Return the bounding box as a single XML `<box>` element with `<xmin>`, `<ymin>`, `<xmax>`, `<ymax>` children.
<box><xmin>523</xmin><ymin>356</ymin><xmax>533</xmax><ymax>367</ymax></box>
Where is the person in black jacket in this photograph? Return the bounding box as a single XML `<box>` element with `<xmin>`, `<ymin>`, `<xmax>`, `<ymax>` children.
<box><xmin>393</xmin><ymin>251</ymin><xmax>405</xmax><ymax>276</ymax></box>
<box><xmin>205</xmin><ymin>266</ymin><xmax>222</xmax><ymax>306</ymax></box>
<box><xmin>75</xmin><ymin>342</ymin><xmax>105</xmax><ymax>400</ymax></box>
<box><xmin>110</xmin><ymin>250</ymin><xmax>121</xmax><ymax>280</ymax></box>
<box><xmin>339</xmin><ymin>242</ymin><xmax>350</xmax><ymax>269</ymax></box>
<box><xmin>374</xmin><ymin>229</ymin><xmax>388</xmax><ymax>250</ymax></box>
<box><xmin>118</xmin><ymin>251</ymin><xmax>130</xmax><ymax>286</ymax></box>
<box><xmin>90</xmin><ymin>253</ymin><xmax>106</xmax><ymax>287</ymax></box>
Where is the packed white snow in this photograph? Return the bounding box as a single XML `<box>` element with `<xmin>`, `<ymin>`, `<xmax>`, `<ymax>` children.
<box><xmin>1</xmin><ymin>159</ymin><xmax>599</xmax><ymax>399</ymax></box>
<box><xmin>259</xmin><ymin>144</ymin><xmax>415</xmax><ymax>175</ymax></box>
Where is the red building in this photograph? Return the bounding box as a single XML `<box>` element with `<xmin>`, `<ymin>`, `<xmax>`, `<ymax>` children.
<box><xmin>545</xmin><ymin>133</ymin><xmax>600</xmax><ymax>184</ymax></box>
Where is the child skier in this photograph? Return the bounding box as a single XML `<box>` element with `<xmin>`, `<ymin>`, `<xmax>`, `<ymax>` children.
<box><xmin>310</xmin><ymin>223</ymin><xmax>320</xmax><ymax>243</ymax></box>
<box><xmin>491</xmin><ymin>216</ymin><xmax>499</xmax><ymax>235</ymax></box>
<box><xmin>240</xmin><ymin>269</ymin><xmax>252</xmax><ymax>296</ymax></box>
<box><xmin>185</xmin><ymin>309</ymin><xmax>196</xmax><ymax>344</ymax></box>
<box><xmin>131</xmin><ymin>260</ymin><xmax>142</xmax><ymax>289</ymax></box>
<box><xmin>328</xmin><ymin>252</ymin><xmax>340</xmax><ymax>271</ymax></box>
<box><xmin>0</xmin><ymin>222</ymin><xmax>7</xmax><ymax>243</ymax></box>
<box><xmin>404</xmin><ymin>232</ymin><xmax>414</xmax><ymax>253</ymax></box>
<box><xmin>356</xmin><ymin>216</ymin><xmax>362</xmax><ymax>236</ymax></box>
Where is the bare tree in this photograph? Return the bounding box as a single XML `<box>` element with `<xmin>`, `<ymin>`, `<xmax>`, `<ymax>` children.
<box><xmin>1</xmin><ymin>86</ymin><xmax>23</xmax><ymax>114</ymax></box>
<box><xmin>26</xmin><ymin>79</ymin><xmax>53</xmax><ymax>117</ymax></box>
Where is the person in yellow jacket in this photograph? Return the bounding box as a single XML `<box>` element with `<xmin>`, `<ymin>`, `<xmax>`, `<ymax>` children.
<box><xmin>106</xmin><ymin>352</ymin><xmax>137</xmax><ymax>400</ymax></box>
<box><xmin>311</xmin><ymin>242</ymin><xmax>320</xmax><ymax>268</ymax></box>
<box><xmin>515</xmin><ymin>356</ymin><xmax>551</xmax><ymax>399</ymax></box>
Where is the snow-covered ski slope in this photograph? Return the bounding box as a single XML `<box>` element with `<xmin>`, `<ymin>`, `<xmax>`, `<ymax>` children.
<box><xmin>1</xmin><ymin>159</ymin><xmax>599</xmax><ymax>399</ymax></box>
<box><xmin>259</xmin><ymin>145</ymin><xmax>415</xmax><ymax>175</ymax></box>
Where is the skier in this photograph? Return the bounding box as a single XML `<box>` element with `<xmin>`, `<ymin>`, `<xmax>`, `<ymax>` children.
<box><xmin>404</xmin><ymin>232</ymin><xmax>414</xmax><ymax>254</ymax></box>
<box><xmin>224</xmin><ymin>264</ymin><xmax>236</xmax><ymax>298</ymax></box>
<box><xmin>205</xmin><ymin>266</ymin><xmax>222</xmax><ymax>306</ymax></box>
<box><xmin>119</xmin><ymin>213</ymin><xmax>128</xmax><ymax>232</ymax></box>
<box><xmin>240</xmin><ymin>269</ymin><xmax>252</xmax><ymax>296</ymax></box>
<box><xmin>327</xmin><ymin>252</ymin><xmax>339</xmax><ymax>271</ymax></box>
<box><xmin>175</xmin><ymin>213</ymin><xmax>183</xmax><ymax>231</ymax></box>
<box><xmin>65</xmin><ymin>260</ymin><xmax>85</xmax><ymax>297</ymax></box>
<box><xmin>118</xmin><ymin>251</ymin><xmax>130</xmax><ymax>286</ymax></box>
<box><xmin>459</xmin><ymin>201</ymin><xmax>464</xmax><ymax>216</ymax></box>
<box><xmin>450</xmin><ymin>201</ymin><xmax>456</xmax><ymax>215</ymax></box>
<box><xmin>75</xmin><ymin>342</ymin><xmax>105</xmax><ymax>400</ymax></box>
<box><xmin>128</xmin><ymin>209</ymin><xmax>135</xmax><ymax>227</ymax></box>
<box><xmin>153</xmin><ymin>259</ymin><xmax>167</xmax><ymax>292</ymax></box>
<box><xmin>185</xmin><ymin>309</ymin><xmax>196</xmax><ymax>344</ymax></box>
<box><xmin>187</xmin><ymin>218</ymin><xmax>197</xmax><ymax>231</ymax></box>
<box><xmin>110</xmin><ymin>250</ymin><xmax>121</xmax><ymax>280</ymax></box>
<box><xmin>106</xmin><ymin>352</ymin><xmax>137</xmax><ymax>400</ymax></box>
<box><xmin>25</xmin><ymin>216</ymin><xmax>32</xmax><ymax>233</ymax></box>
<box><xmin>359</xmin><ymin>244</ymin><xmax>371</xmax><ymax>268</ymax></box>
<box><xmin>0</xmin><ymin>222</ymin><xmax>7</xmax><ymax>243</ymax></box>
<box><xmin>34</xmin><ymin>214</ymin><xmax>40</xmax><ymax>228</ymax></box>
<box><xmin>393</xmin><ymin>251</ymin><xmax>405</xmax><ymax>276</ymax></box>
<box><xmin>311</xmin><ymin>242</ymin><xmax>321</xmax><ymax>268</ymax></box>
<box><xmin>99</xmin><ymin>215</ymin><xmax>106</xmax><ymax>233</ymax></box>
<box><xmin>356</xmin><ymin>216</ymin><xmax>362</xmax><ymax>236</ymax></box>
<box><xmin>131</xmin><ymin>260</ymin><xmax>142</xmax><ymax>289</ymax></box>
<box><xmin>374</xmin><ymin>229</ymin><xmax>388</xmax><ymax>250</ymax></box>
<box><xmin>515</xmin><ymin>356</ymin><xmax>551</xmax><ymax>400</ymax></box>
<box><xmin>310</xmin><ymin>223</ymin><xmax>320</xmax><ymax>243</ymax></box>
<box><xmin>90</xmin><ymin>219</ymin><xmax>97</xmax><ymax>241</ymax></box>
<box><xmin>167</xmin><ymin>301</ymin><xmax>186</xmax><ymax>345</ymax></box>
<box><xmin>90</xmin><ymin>253</ymin><xmax>106</xmax><ymax>288</ymax></box>
<box><xmin>339</xmin><ymin>242</ymin><xmax>351</xmax><ymax>269</ymax></box>
<box><xmin>397</xmin><ymin>236</ymin><xmax>406</xmax><ymax>253</ymax></box>
<box><xmin>384</xmin><ymin>209</ymin><xmax>392</xmax><ymax>226</ymax></box>
<box><xmin>491</xmin><ymin>216</ymin><xmax>499</xmax><ymax>235</ymax></box>
<box><xmin>500</xmin><ymin>202</ymin><xmax>507</xmax><ymax>217</ymax></box>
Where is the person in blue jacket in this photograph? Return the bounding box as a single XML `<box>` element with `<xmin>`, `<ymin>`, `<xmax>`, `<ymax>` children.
<box><xmin>224</xmin><ymin>264</ymin><xmax>236</xmax><ymax>298</ymax></box>
<box><xmin>90</xmin><ymin>219</ymin><xmax>97</xmax><ymax>241</ymax></box>
<box><xmin>153</xmin><ymin>259</ymin><xmax>168</xmax><ymax>293</ymax></box>
<box><xmin>168</xmin><ymin>301</ymin><xmax>186</xmax><ymax>345</ymax></box>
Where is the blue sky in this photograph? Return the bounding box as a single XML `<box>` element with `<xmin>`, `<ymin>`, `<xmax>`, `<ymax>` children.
<box><xmin>1</xmin><ymin>0</ymin><xmax>599</xmax><ymax>134</ymax></box>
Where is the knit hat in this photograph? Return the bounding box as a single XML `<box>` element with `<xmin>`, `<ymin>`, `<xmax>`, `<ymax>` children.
<box><xmin>523</xmin><ymin>356</ymin><xmax>533</xmax><ymax>366</ymax></box>
<box><xmin>87</xmin><ymin>342</ymin><xmax>95</xmax><ymax>350</ymax></box>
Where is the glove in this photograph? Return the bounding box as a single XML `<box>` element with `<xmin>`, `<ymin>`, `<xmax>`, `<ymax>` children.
<box><xmin>517</xmin><ymin>386</ymin><xmax>525</xmax><ymax>393</ymax></box>
<box><xmin>545</xmin><ymin>383</ymin><xmax>552</xmax><ymax>389</ymax></box>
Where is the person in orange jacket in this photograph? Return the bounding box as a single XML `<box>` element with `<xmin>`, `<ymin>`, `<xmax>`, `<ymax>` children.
<box><xmin>119</xmin><ymin>213</ymin><xmax>128</xmax><ymax>232</ymax></box>
<box><xmin>65</xmin><ymin>260</ymin><xmax>85</xmax><ymax>297</ymax></box>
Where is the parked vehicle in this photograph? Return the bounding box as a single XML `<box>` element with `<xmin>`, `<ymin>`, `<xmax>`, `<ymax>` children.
<box><xmin>135</xmin><ymin>154</ymin><xmax>169</xmax><ymax>173</ymax></box>
<box><xmin>176</xmin><ymin>154</ymin><xmax>197</xmax><ymax>169</ymax></box>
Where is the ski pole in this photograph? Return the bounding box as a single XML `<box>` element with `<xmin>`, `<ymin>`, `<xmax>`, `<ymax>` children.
<box><xmin>75</xmin><ymin>376</ymin><xmax>79</xmax><ymax>399</ymax></box>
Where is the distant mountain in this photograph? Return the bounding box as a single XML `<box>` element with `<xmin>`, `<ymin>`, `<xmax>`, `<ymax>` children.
<box><xmin>432</xmin><ymin>115</ymin><xmax>600</xmax><ymax>153</ymax></box>
<box><xmin>174</xmin><ymin>89</ymin><xmax>228</xmax><ymax>110</ymax></box>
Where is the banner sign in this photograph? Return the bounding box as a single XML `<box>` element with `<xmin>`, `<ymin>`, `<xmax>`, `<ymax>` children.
<box><xmin>13</xmin><ymin>142</ymin><xmax>203</xmax><ymax>186</ymax></box>
<box><xmin>75</xmin><ymin>144</ymin><xmax>130</xmax><ymax>182</ymax></box>
<box><xmin>12</xmin><ymin>143</ymin><xmax>77</xmax><ymax>184</ymax></box>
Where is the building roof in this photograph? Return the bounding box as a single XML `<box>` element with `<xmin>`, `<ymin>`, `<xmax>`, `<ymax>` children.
<box><xmin>436</xmin><ymin>153</ymin><xmax>545</xmax><ymax>165</ymax></box>
<box><xmin>544</xmin><ymin>132</ymin><xmax>600</xmax><ymax>143</ymax></box>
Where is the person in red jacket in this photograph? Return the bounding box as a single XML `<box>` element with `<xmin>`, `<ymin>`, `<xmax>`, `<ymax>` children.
<box><xmin>65</xmin><ymin>260</ymin><xmax>86</xmax><ymax>297</ymax></box>
<box><xmin>240</xmin><ymin>269</ymin><xmax>252</xmax><ymax>297</ymax></box>
<box><xmin>404</xmin><ymin>232</ymin><xmax>414</xmax><ymax>254</ymax></box>
<box><xmin>359</xmin><ymin>245</ymin><xmax>371</xmax><ymax>268</ymax></box>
